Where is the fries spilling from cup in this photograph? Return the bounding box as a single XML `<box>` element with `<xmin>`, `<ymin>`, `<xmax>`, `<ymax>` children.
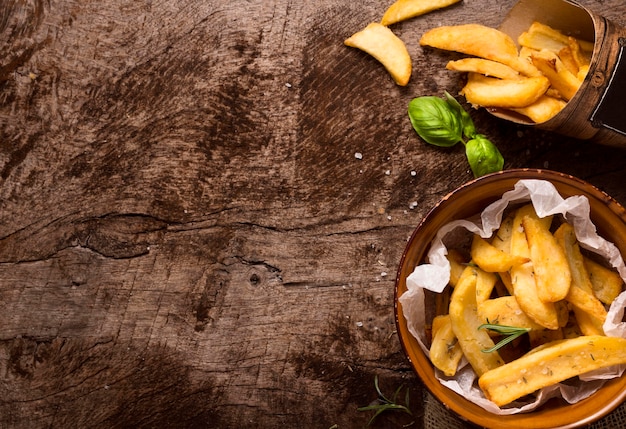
<box><xmin>421</xmin><ymin>21</ymin><xmax>593</xmax><ymax>123</ymax></box>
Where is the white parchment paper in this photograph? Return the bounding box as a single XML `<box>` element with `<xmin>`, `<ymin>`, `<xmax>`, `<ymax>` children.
<box><xmin>399</xmin><ymin>179</ymin><xmax>626</xmax><ymax>414</ymax></box>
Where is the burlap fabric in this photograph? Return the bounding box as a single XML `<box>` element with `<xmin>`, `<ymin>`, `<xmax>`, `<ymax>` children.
<box><xmin>423</xmin><ymin>391</ymin><xmax>626</xmax><ymax>428</ymax></box>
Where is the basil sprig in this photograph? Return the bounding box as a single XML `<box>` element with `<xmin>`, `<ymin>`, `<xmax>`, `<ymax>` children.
<box><xmin>407</xmin><ymin>92</ymin><xmax>504</xmax><ymax>178</ymax></box>
<box><xmin>478</xmin><ymin>323</ymin><xmax>531</xmax><ymax>353</ymax></box>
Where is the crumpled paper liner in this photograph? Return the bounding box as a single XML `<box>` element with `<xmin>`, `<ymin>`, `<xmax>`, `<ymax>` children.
<box><xmin>399</xmin><ymin>179</ymin><xmax>626</xmax><ymax>414</ymax></box>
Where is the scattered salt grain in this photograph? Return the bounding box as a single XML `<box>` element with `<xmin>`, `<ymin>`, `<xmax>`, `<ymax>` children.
<box><xmin>356</xmin><ymin>321</ymin><xmax>364</xmax><ymax>327</ymax></box>
<box><xmin>354</xmin><ymin>152</ymin><xmax>363</xmax><ymax>160</ymax></box>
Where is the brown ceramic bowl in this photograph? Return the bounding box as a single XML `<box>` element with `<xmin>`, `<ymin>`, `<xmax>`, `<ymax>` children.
<box><xmin>395</xmin><ymin>168</ymin><xmax>626</xmax><ymax>429</ymax></box>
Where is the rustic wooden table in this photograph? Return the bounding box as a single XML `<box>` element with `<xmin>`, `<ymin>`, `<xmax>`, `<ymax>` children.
<box><xmin>2</xmin><ymin>0</ymin><xmax>626</xmax><ymax>428</ymax></box>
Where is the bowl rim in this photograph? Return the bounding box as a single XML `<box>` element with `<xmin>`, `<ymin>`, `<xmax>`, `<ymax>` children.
<box><xmin>394</xmin><ymin>168</ymin><xmax>626</xmax><ymax>429</ymax></box>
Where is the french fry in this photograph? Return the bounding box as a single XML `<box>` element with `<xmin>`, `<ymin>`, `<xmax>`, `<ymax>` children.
<box><xmin>446</xmin><ymin>248</ymin><xmax>468</xmax><ymax>287</ymax></box>
<box><xmin>429</xmin><ymin>314</ymin><xmax>464</xmax><ymax>376</ymax></box>
<box><xmin>568</xmin><ymin>36</ymin><xmax>591</xmax><ymax>69</ymax></box>
<box><xmin>461</xmin><ymin>73</ymin><xmax>550</xmax><ymax>109</ymax></box>
<box><xmin>449</xmin><ymin>266</ymin><xmax>505</xmax><ymax>376</ymax></box>
<box><xmin>510</xmin><ymin>205</ymin><xmax>559</xmax><ymax>330</ymax></box>
<box><xmin>509</xmin><ymin>95</ymin><xmax>567</xmax><ymax>123</ymax></box>
<box><xmin>470</xmin><ymin>234</ymin><xmax>529</xmax><ymax>273</ymax></box>
<box><xmin>420</xmin><ymin>24</ymin><xmax>541</xmax><ymax>77</ymax></box>
<box><xmin>490</xmin><ymin>213</ymin><xmax>515</xmax><ymax>253</ymax></box>
<box><xmin>518</xmin><ymin>21</ymin><xmax>594</xmax><ymax>54</ymax></box>
<box><xmin>479</xmin><ymin>335</ymin><xmax>626</xmax><ymax>407</ymax></box>
<box><xmin>531</xmin><ymin>51</ymin><xmax>582</xmax><ymax>101</ymax></box>
<box><xmin>554</xmin><ymin>223</ymin><xmax>608</xmax><ymax>335</ymax></box>
<box><xmin>478</xmin><ymin>296</ymin><xmax>543</xmax><ymax>330</ymax></box>
<box><xmin>381</xmin><ymin>0</ymin><xmax>461</xmax><ymax>26</ymax></box>
<box><xmin>523</xmin><ymin>215</ymin><xmax>571</xmax><ymax>302</ymax></box>
<box><xmin>557</xmin><ymin>46</ymin><xmax>580</xmax><ymax>76</ymax></box>
<box><xmin>475</xmin><ymin>265</ymin><xmax>499</xmax><ymax>305</ymax></box>
<box><xmin>446</xmin><ymin>58</ymin><xmax>521</xmax><ymax>80</ymax></box>
<box><xmin>584</xmin><ymin>257</ymin><xmax>624</xmax><ymax>305</ymax></box>
<box><xmin>344</xmin><ymin>23</ymin><xmax>412</xmax><ymax>86</ymax></box>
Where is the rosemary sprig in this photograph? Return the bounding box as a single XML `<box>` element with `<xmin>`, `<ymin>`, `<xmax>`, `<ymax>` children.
<box><xmin>478</xmin><ymin>323</ymin><xmax>531</xmax><ymax>353</ymax></box>
<box><xmin>357</xmin><ymin>375</ymin><xmax>413</xmax><ymax>426</ymax></box>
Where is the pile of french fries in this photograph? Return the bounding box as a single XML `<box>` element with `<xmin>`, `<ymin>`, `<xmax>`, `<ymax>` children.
<box><xmin>421</xmin><ymin>22</ymin><xmax>594</xmax><ymax>123</ymax></box>
<box><xmin>429</xmin><ymin>203</ymin><xmax>626</xmax><ymax>407</ymax></box>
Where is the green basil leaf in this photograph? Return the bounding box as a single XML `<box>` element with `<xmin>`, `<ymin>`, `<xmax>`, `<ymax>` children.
<box><xmin>407</xmin><ymin>96</ymin><xmax>463</xmax><ymax>147</ymax></box>
<box><xmin>444</xmin><ymin>91</ymin><xmax>476</xmax><ymax>139</ymax></box>
<box><xmin>465</xmin><ymin>134</ymin><xmax>504</xmax><ymax>178</ymax></box>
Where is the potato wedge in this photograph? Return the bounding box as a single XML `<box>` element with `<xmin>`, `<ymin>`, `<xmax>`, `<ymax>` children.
<box><xmin>429</xmin><ymin>314</ymin><xmax>464</xmax><ymax>376</ymax></box>
<box><xmin>510</xmin><ymin>95</ymin><xmax>567</xmax><ymax>123</ymax></box>
<box><xmin>584</xmin><ymin>257</ymin><xmax>624</xmax><ymax>305</ymax></box>
<box><xmin>344</xmin><ymin>22</ymin><xmax>412</xmax><ymax>86</ymax></box>
<box><xmin>471</xmin><ymin>234</ymin><xmax>529</xmax><ymax>273</ymax></box>
<box><xmin>381</xmin><ymin>0</ymin><xmax>461</xmax><ymax>26</ymax></box>
<box><xmin>449</xmin><ymin>266</ymin><xmax>505</xmax><ymax>376</ymax></box>
<box><xmin>479</xmin><ymin>335</ymin><xmax>626</xmax><ymax>407</ymax></box>
<box><xmin>523</xmin><ymin>215</ymin><xmax>570</xmax><ymax>302</ymax></box>
<box><xmin>446</xmin><ymin>58</ymin><xmax>520</xmax><ymax>80</ymax></box>
<box><xmin>420</xmin><ymin>24</ymin><xmax>540</xmax><ymax>77</ymax></box>
<box><xmin>478</xmin><ymin>296</ymin><xmax>543</xmax><ymax>330</ymax></box>
<box><xmin>461</xmin><ymin>73</ymin><xmax>550</xmax><ymax>109</ymax></box>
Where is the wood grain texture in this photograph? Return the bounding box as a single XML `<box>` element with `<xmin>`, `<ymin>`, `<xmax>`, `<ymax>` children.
<box><xmin>1</xmin><ymin>0</ymin><xmax>626</xmax><ymax>427</ymax></box>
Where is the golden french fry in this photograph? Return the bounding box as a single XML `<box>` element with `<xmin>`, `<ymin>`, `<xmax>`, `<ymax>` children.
<box><xmin>446</xmin><ymin>58</ymin><xmax>521</xmax><ymax>80</ymax></box>
<box><xmin>554</xmin><ymin>223</ymin><xmax>608</xmax><ymax>335</ymax></box>
<box><xmin>568</xmin><ymin>36</ymin><xmax>591</xmax><ymax>68</ymax></box>
<box><xmin>381</xmin><ymin>0</ymin><xmax>461</xmax><ymax>26</ymax></box>
<box><xmin>557</xmin><ymin>46</ymin><xmax>580</xmax><ymax>76</ymax></box>
<box><xmin>478</xmin><ymin>296</ymin><xmax>543</xmax><ymax>330</ymax></box>
<box><xmin>518</xmin><ymin>21</ymin><xmax>594</xmax><ymax>54</ymax></box>
<box><xmin>446</xmin><ymin>248</ymin><xmax>468</xmax><ymax>287</ymax></box>
<box><xmin>432</xmin><ymin>314</ymin><xmax>448</xmax><ymax>336</ymax></box>
<box><xmin>475</xmin><ymin>265</ymin><xmax>499</xmax><ymax>305</ymax></box>
<box><xmin>510</xmin><ymin>206</ymin><xmax>559</xmax><ymax>330</ymax></box>
<box><xmin>344</xmin><ymin>23</ymin><xmax>412</xmax><ymax>86</ymax></box>
<box><xmin>490</xmin><ymin>213</ymin><xmax>515</xmax><ymax>253</ymax></box>
<box><xmin>429</xmin><ymin>314</ymin><xmax>464</xmax><ymax>376</ymax></box>
<box><xmin>479</xmin><ymin>335</ymin><xmax>626</xmax><ymax>407</ymax></box>
<box><xmin>577</xmin><ymin>64</ymin><xmax>590</xmax><ymax>82</ymax></box>
<box><xmin>523</xmin><ymin>215</ymin><xmax>571</xmax><ymax>302</ymax></box>
<box><xmin>461</xmin><ymin>73</ymin><xmax>550</xmax><ymax>108</ymax></box>
<box><xmin>449</xmin><ymin>266</ymin><xmax>505</xmax><ymax>376</ymax></box>
<box><xmin>420</xmin><ymin>24</ymin><xmax>540</xmax><ymax>77</ymax></box>
<box><xmin>531</xmin><ymin>52</ymin><xmax>582</xmax><ymax>101</ymax></box>
<box><xmin>510</xmin><ymin>262</ymin><xmax>560</xmax><ymax>330</ymax></box>
<box><xmin>584</xmin><ymin>257</ymin><xmax>624</xmax><ymax>305</ymax></box>
<box><xmin>510</xmin><ymin>95</ymin><xmax>567</xmax><ymax>123</ymax></box>
<box><xmin>471</xmin><ymin>234</ymin><xmax>529</xmax><ymax>273</ymax></box>
<box><xmin>510</xmin><ymin>205</ymin><xmax>553</xmax><ymax>257</ymax></box>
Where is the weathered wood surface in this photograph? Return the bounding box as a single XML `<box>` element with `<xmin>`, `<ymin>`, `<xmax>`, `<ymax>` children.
<box><xmin>2</xmin><ymin>0</ymin><xmax>626</xmax><ymax>427</ymax></box>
